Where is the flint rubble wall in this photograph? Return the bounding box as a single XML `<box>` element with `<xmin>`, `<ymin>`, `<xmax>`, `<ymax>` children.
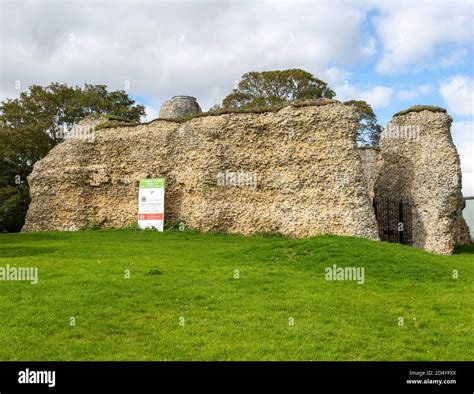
<box><xmin>23</xmin><ymin>102</ymin><xmax>470</xmax><ymax>254</ymax></box>
<box><xmin>23</xmin><ymin>101</ymin><xmax>379</xmax><ymax>240</ymax></box>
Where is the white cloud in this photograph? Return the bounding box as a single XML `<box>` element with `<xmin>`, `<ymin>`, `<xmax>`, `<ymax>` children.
<box><xmin>143</xmin><ymin>105</ymin><xmax>160</xmax><ymax>122</ymax></box>
<box><xmin>438</xmin><ymin>49</ymin><xmax>469</xmax><ymax>68</ymax></box>
<box><xmin>336</xmin><ymin>83</ymin><xmax>393</xmax><ymax>109</ymax></box>
<box><xmin>334</xmin><ymin>81</ymin><xmax>359</xmax><ymax>102</ymax></box>
<box><xmin>320</xmin><ymin>67</ymin><xmax>352</xmax><ymax>88</ymax></box>
<box><xmin>359</xmin><ymin>86</ymin><xmax>393</xmax><ymax>108</ymax></box>
<box><xmin>452</xmin><ymin>121</ymin><xmax>474</xmax><ymax>196</ymax></box>
<box><xmin>361</xmin><ymin>36</ymin><xmax>377</xmax><ymax>58</ymax></box>
<box><xmin>373</xmin><ymin>1</ymin><xmax>473</xmax><ymax>74</ymax></box>
<box><xmin>397</xmin><ymin>84</ymin><xmax>434</xmax><ymax>102</ymax></box>
<box><xmin>0</xmin><ymin>1</ymin><xmax>375</xmax><ymax>110</ymax></box>
<box><xmin>440</xmin><ymin>76</ymin><xmax>474</xmax><ymax>116</ymax></box>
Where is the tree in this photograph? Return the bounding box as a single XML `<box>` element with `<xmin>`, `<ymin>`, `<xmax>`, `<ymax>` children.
<box><xmin>219</xmin><ymin>69</ymin><xmax>335</xmax><ymax>110</ymax></box>
<box><xmin>0</xmin><ymin>83</ymin><xmax>144</xmax><ymax>143</ymax></box>
<box><xmin>0</xmin><ymin>83</ymin><xmax>145</xmax><ymax>232</ymax></box>
<box><xmin>217</xmin><ymin>69</ymin><xmax>382</xmax><ymax>148</ymax></box>
<box><xmin>344</xmin><ymin>100</ymin><xmax>383</xmax><ymax>147</ymax></box>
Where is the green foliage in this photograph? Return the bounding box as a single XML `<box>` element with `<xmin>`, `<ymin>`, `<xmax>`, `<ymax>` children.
<box><xmin>123</xmin><ymin>222</ymin><xmax>141</xmax><ymax>231</ymax></box>
<box><xmin>344</xmin><ymin>100</ymin><xmax>383</xmax><ymax>147</ymax></box>
<box><xmin>0</xmin><ymin>83</ymin><xmax>144</xmax><ymax>143</ymax></box>
<box><xmin>0</xmin><ymin>185</ymin><xmax>30</xmax><ymax>232</ymax></box>
<box><xmin>164</xmin><ymin>219</ymin><xmax>186</xmax><ymax>232</ymax></box>
<box><xmin>0</xmin><ymin>230</ymin><xmax>472</xmax><ymax>360</ymax></box>
<box><xmin>103</xmin><ymin>114</ymin><xmax>138</xmax><ymax>122</ymax></box>
<box><xmin>393</xmin><ymin>105</ymin><xmax>447</xmax><ymax>117</ymax></box>
<box><xmin>95</xmin><ymin>120</ymin><xmax>138</xmax><ymax>131</ymax></box>
<box><xmin>0</xmin><ymin>83</ymin><xmax>145</xmax><ymax>232</ymax></box>
<box><xmin>85</xmin><ymin>223</ymin><xmax>102</xmax><ymax>231</ymax></box>
<box><xmin>255</xmin><ymin>231</ymin><xmax>285</xmax><ymax>238</ymax></box>
<box><xmin>146</xmin><ymin>268</ymin><xmax>163</xmax><ymax>276</ymax></box>
<box><xmin>217</xmin><ymin>70</ymin><xmax>381</xmax><ymax>147</ymax></box>
<box><xmin>219</xmin><ymin>69</ymin><xmax>335</xmax><ymax>110</ymax></box>
<box><xmin>178</xmin><ymin>98</ymin><xmax>336</xmax><ymax>123</ymax></box>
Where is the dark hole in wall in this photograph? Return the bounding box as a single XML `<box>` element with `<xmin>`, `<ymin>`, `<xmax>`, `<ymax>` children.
<box><xmin>373</xmin><ymin>197</ymin><xmax>413</xmax><ymax>245</ymax></box>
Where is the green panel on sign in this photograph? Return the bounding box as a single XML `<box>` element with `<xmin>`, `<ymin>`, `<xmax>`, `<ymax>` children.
<box><xmin>139</xmin><ymin>178</ymin><xmax>165</xmax><ymax>188</ymax></box>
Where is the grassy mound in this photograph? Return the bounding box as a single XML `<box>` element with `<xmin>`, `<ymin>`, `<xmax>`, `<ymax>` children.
<box><xmin>0</xmin><ymin>230</ymin><xmax>472</xmax><ymax>360</ymax></box>
<box><xmin>95</xmin><ymin>114</ymin><xmax>138</xmax><ymax>130</ymax></box>
<box><xmin>393</xmin><ymin>105</ymin><xmax>447</xmax><ymax>117</ymax></box>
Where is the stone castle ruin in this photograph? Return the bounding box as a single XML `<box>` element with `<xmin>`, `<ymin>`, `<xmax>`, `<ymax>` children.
<box><xmin>23</xmin><ymin>97</ymin><xmax>470</xmax><ymax>254</ymax></box>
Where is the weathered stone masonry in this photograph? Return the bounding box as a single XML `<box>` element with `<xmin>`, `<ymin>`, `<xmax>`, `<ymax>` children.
<box><xmin>23</xmin><ymin>99</ymin><xmax>470</xmax><ymax>254</ymax></box>
<box><xmin>359</xmin><ymin>109</ymin><xmax>470</xmax><ymax>254</ymax></box>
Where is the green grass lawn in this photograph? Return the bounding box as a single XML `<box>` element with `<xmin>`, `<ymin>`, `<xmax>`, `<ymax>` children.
<box><xmin>0</xmin><ymin>229</ymin><xmax>472</xmax><ymax>361</ymax></box>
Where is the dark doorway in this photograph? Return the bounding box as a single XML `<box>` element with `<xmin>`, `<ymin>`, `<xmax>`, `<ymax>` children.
<box><xmin>373</xmin><ymin>197</ymin><xmax>413</xmax><ymax>245</ymax></box>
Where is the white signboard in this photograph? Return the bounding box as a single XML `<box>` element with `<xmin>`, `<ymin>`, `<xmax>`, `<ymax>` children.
<box><xmin>138</xmin><ymin>178</ymin><xmax>165</xmax><ymax>230</ymax></box>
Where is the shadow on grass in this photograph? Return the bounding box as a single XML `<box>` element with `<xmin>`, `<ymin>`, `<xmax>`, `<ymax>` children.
<box><xmin>454</xmin><ymin>242</ymin><xmax>474</xmax><ymax>255</ymax></box>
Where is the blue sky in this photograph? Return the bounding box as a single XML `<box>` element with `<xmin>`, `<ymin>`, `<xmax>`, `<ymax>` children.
<box><xmin>326</xmin><ymin>8</ymin><xmax>473</xmax><ymax>125</ymax></box>
<box><xmin>1</xmin><ymin>0</ymin><xmax>473</xmax><ymax>194</ymax></box>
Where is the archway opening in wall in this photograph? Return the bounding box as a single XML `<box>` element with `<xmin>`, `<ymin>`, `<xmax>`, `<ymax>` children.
<box><xmin>373</xmin><ymin>197</ymin><xmax>413</xmax><ymax>245</ymax></box>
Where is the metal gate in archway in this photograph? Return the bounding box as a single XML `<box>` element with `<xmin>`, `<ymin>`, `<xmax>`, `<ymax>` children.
<box><xmin>373</xmin><ymin>197</ymin><xmax>413</xmax><ymax>245</ymax></box>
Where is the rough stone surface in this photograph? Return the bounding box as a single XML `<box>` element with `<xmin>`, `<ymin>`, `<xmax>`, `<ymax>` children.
<box><xmin>71</xmin><ymin>115</ymin><xmax>109</xmax><ymax>131</ymax></box>
<box><xmin>23</xmin><ymin>102</ymin><xmax>470</xmax><ymax>254</ymax></box>
<box><xmin>159</xmin><ymin>96</ymin><xmax>202</xmax><ymax>119</ymax></box>
<box><xmin>374</xmin><ymin>110</ymin><xmax>468</xmax><ymax>254</ymax></box>
<box><xmin>357</xmin><ymin>147</ymin><xmax>381</xmax><ymax>200</ymax></box>
<box><xmin>23</xmin><ymin>102</ymin><xmax>379</xmax><ymax>240</ymax></box>
<box><xmin>457</xmin><ymin>213</ymin><xmax>471</xmax><ymax>245</ymax></box>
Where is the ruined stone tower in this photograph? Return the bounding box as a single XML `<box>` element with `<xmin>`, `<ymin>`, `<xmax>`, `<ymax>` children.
<box><xmin>159</xmin><ymin>96</ymin><xmax>202</xmax><ymax>119</ymax></box>
<box><xmin>22</xmin><ymin>101</ymin><xmax>470</xmax><ymax>254</ymax></box>
<box><xmin>359</xmin><ymin>106</ymin><xmax>469</xmax><ymax>254</ymax></box>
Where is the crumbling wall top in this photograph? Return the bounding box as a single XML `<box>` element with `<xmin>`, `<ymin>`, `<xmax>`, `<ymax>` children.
<box><xmin>393</xmin><ymin>105</ymin><xmax>447</xmax><ymax>117</ymax></box>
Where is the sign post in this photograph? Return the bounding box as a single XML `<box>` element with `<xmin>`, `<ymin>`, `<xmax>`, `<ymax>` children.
<box><xmin>138</xmin><ymin>178</ymin><xmax>165</xmax><ymax>231</ymax></box>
